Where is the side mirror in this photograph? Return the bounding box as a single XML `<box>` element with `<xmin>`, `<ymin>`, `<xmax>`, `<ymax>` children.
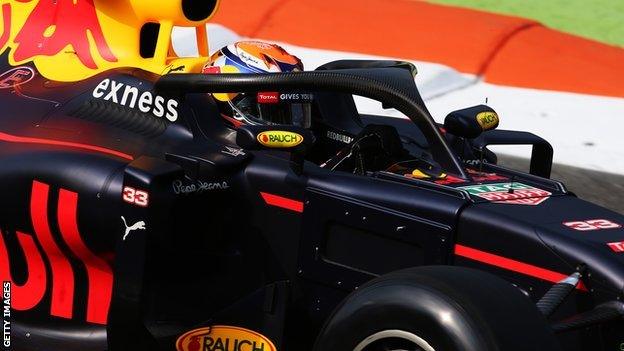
<box><xmin>444</xmin><ymin>105</ymin><xmax>499</xmax><ymax>139</ymax></box>
<box><xmin>236</xmin><ymin>125</ymin><xmax>316</xmax><ymax>174</ymax></box>
<box><xmin>471</xmin><ymin>130</ymin><xmax>554</xmax><ymax>178</ymax></box>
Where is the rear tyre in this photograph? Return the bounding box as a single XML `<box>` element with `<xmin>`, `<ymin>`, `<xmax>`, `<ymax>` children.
<box><xmin>313</xmin><ymin>266</ymin><xmax>561</xmax><ymax>351</ymax></box>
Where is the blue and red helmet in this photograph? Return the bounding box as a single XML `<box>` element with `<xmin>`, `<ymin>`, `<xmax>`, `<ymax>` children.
<box><xmin>203</xmin><ymin>41</ymin><xmax>312</xmax><ymax>128</ymax></box>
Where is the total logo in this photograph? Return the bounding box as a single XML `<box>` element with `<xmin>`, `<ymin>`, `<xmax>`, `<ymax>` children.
<box><xmin>257</xmin><ymin>92</ymin><xmax>279</xmax><ymax>104</ymax></box>
<box><xmin>92</xmin><ymin>79</ymin><xmax>179</xmax><ymax>122</ymax></box>
<box><xmin>256</xmin><ymin>92</ymin><xmax>314</xmax><ymax>104</ymax></box>
<box><xmin>176</xmin><ymin>325</ymin><xmax>277</xmax><ymax>351</ymax></box>
<box><xmin>257</xmin><ymin>131</ymin><xmax>303</xmax><ymax>148</ymax></box>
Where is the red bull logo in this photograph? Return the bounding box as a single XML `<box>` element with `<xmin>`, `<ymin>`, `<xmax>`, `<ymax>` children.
<box><xmin>0</xmin><ymin>0</ymin><xmax>116</xmax><ymax>70</ymax></box>
<box><xmin>0</xmin><ymin>180</ymin><xmax>113</xmax><ymax>325</ymax></box>
<box><xmin>0</xmin><ymin>0</ymin><xmax>220</xmax><ymax>81</ymax></box>
<box><xmin>0</xmin><ymin>3</ymin><xmax>10</xmax><ymax>49</ymax></box>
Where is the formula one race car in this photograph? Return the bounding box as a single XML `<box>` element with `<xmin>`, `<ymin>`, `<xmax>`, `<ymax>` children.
<box><xmin>2</xmin><ymin>1</ymin><xmax>624</xmax><ymax>351</ymax></box>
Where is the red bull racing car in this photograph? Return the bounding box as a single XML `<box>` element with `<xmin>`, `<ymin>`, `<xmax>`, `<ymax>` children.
<box><xmin>2</xmin><ymin>1</ymin><xmax>624</xmax><ymax>351</ymax></box>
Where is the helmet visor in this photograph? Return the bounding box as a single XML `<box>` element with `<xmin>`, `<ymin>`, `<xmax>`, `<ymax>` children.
<box><xmin>229</xmin><ymin>93</ymin><xmax>313</xmax><ymax>128</ymax></box>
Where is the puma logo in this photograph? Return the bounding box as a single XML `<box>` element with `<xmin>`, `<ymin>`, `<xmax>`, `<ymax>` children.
<box><xmin>121</xmin><ymin>216</ymin><xmax>146</xmax><ymax>241</ymax></box>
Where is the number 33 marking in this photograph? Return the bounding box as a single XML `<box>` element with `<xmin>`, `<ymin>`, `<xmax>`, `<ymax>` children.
<box><xmin>564</xmin><ymin>219</ymin><xmax>621</xmax><ymax>231</ymax></box>
<box><xmin>123</xmin><ymin>186</ymin><xmax>149</xmax><ymax>207</ymax></box>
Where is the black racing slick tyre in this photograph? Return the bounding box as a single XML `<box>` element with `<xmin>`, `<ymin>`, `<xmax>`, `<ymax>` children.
<box><xmin>313</xmin><ymin>266</ymin><xmax>561</xmax><ymax>351</ymax></box>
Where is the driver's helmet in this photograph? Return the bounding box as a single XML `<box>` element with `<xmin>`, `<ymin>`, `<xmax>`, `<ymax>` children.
<box><xmin>202</xmin><ymin>41</ymin><xmax>312</xmax><ymax>128</ymax></box>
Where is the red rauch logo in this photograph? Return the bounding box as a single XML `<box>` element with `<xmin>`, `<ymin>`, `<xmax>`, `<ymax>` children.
<box><xmin>257</xmin><ymin>131</ymin><xmax>303</xmax><ymax>148</ymax></box>
<box><xmin>176</xmin><ymin>326</ymin><xmax>277</xmax><ymax>351</ymax></box>
<box><xmin>0</xmin><ymin>0</ymin><xmax>117</xmax><ymax>69</ymax></box>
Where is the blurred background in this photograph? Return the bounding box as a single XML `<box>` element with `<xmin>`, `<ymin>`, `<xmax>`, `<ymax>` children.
<box><xmin>174</xmin><ymin>0</ymin><xmax>624</xmax><ymax>212</ymax></box>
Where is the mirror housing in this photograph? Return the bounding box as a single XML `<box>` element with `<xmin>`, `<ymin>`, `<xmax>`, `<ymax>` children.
<box><xmin>236</xmin><ymin>125</ymin><xmax>316</xmax><ymax>174</ymax></box>
<box><xmin>444</xmin><ymin>105</ymin><xmax>499</xmax><ymax>139</ymax></box>
<box><xmin>471</xmin><ymin>130</ymin><xmax>554</xmax><ymax>178</ymax></box>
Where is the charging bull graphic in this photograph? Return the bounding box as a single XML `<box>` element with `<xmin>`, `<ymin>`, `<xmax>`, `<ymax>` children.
<box><xmin>0</xmin><ymin>0</ymin><xmax>219</xmax><ymax>81</ymax></box>
<box><xmin>1</xmin><ymin>0</ymin><xmax>117</xmax><ymax>69</ymax></box>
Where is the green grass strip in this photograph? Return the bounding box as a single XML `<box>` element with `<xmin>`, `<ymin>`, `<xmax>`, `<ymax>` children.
<box><xmin>426</xmin><ymin>0</ymin><xmax>624</xmax><ymax>47</ymax></box>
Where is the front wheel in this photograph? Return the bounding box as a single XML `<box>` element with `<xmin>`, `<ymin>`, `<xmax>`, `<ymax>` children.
<box><xmin>314</xmin><ymin>266</ymin><xmax>561</xmax><ymax>351</ymax></box>
<box><xmin>353</xmin><ymin>329</ymin><xmax>435</xmax><ymax>351</ymax></box>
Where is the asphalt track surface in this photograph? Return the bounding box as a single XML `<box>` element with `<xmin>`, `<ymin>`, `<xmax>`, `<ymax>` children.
<box><xmin>499</xmin><ymin>156</ymin><xmax>624</xmax><ymax>214</ymax></box>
